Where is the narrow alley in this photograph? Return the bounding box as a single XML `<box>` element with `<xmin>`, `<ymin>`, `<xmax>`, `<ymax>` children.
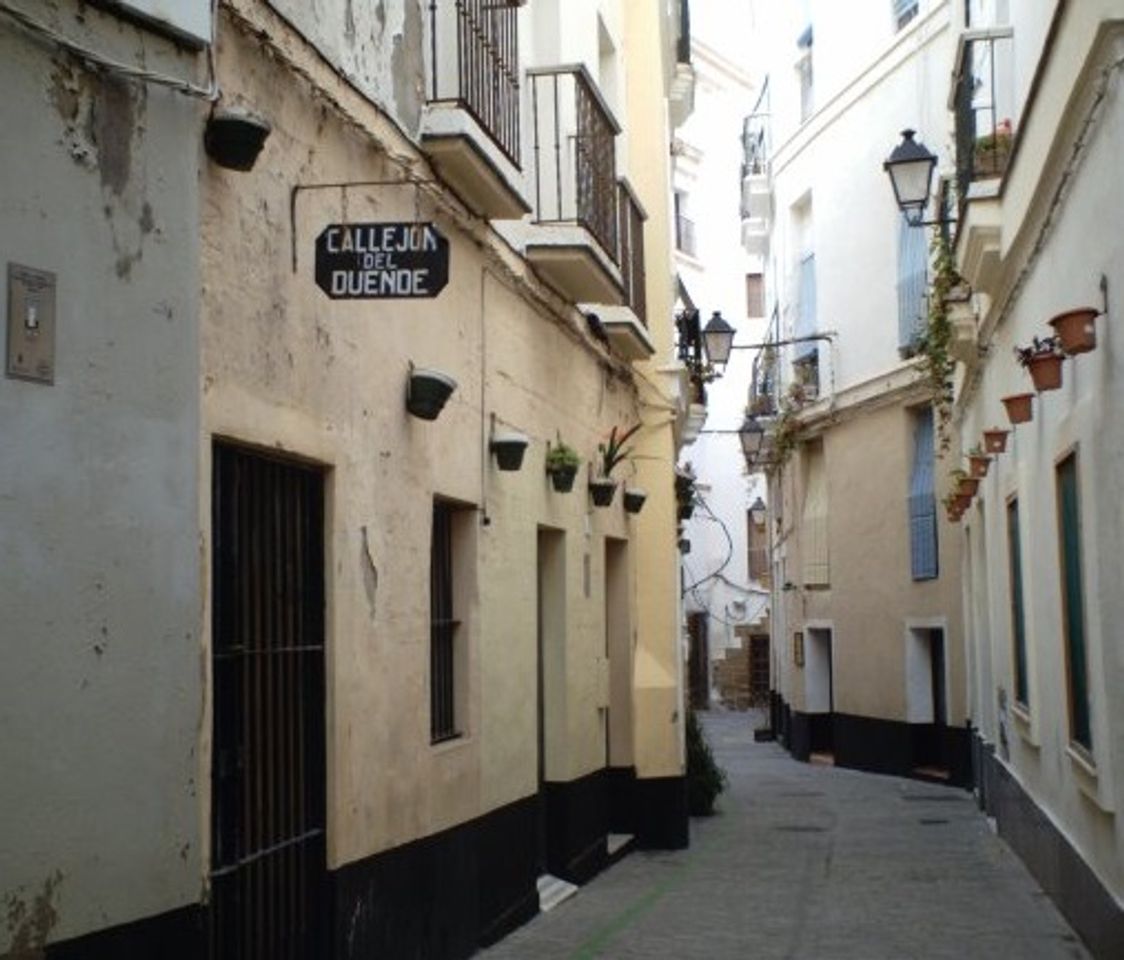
<box><xmin>481</xmin><ymin>712</ymin><xmax>1089</xmax><ymax>960</ymax></box>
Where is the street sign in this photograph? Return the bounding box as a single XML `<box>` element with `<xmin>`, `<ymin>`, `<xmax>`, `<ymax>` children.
<box><xmin>314</xmin><ymin>222</ymin><xmax>450</xmax><ymax>300</ymax></box>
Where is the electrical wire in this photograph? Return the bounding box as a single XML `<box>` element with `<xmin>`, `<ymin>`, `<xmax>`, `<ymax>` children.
<box><xmin>0</xmin><ymin>0</ymin><xmax>219</xmax><ymax>100</ymax></box>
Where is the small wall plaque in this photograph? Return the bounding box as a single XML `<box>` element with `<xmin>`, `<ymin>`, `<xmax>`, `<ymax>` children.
<box><xmin>7</xmin><ymin>263</ymin><xmax>56</xmax><ymax>385</ymax></box>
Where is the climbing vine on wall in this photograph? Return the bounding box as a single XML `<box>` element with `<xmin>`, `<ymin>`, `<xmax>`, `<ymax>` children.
<box><xmin>916</xmin><ymin>229</ymin><xmax>959</xmax><ymax>455</ymax></box>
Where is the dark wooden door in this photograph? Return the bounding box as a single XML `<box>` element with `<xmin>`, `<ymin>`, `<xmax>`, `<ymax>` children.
<box><xmin>211</xmin><ymin>444</ymin><xmax>327</xmax><ymax>959</ymax></box>
<box><xmin>748</xmin><ymin>634</ymin><xmax>770</xmax><ymax>707</ymax></box>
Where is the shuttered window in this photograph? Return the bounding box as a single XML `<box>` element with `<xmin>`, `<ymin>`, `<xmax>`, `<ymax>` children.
<box><xmin>802</xmin><ymin>440</ymin><xmax>829</xmax><ymax>586</ymax></box>
<box><xmin>898</xmin><ymin>216</ymin><xmax>928</xmax><ymax>353</ymax></box>
<box><xmin>1056</xmin><ymin>455</ymin><xmax>1091</xmax><ymax>751</ymax></box>
<box><xmin>795</xmin><ymin>252</ymin><xmax>817</xmax><ymax>360</ymax></box>
<box><xmin>431</xmin><ymin>500</ymin><xmax>461</xmax><ymax>743</ymax></box>
<box><xmin>908</xmin><ymin>407</ymin><xmax>938</xmax><ymax>580</ymax></box>
<box><xmin>1007</xmin><ymin>497</ymin><xmax>1029</xmax><ymax>707</ymax></box>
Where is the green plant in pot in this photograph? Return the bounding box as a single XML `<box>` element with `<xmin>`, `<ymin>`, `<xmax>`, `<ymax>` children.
<box><xmin>686</xmin><ymin>709</ymin><xmax>727</xmax><ymax>816</ymax></box>
<box><xmin>675</xmin><ymin>465</ymin><xmax>696</xmax><ymax>520</ymax></box>
<box><xmin>545</xmin><ymin>437</ymin><xmax>581</xmax><ymax>493</ymax></box>
<box><xmin>591</xmin><ymin>423</ymin><xmax>640</xmax><ymax>507</ymax></box>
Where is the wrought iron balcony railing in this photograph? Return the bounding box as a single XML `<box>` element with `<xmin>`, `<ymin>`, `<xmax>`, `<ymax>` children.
<box><xmin>528</xmin><ymin>65</ymin><xmax>621</xmax><ymax>262</ymax></box>
<box><xmin>618</xmin><ymin>181</ymin><xmax>647</xmax><ymax>325</ymax></box>
<box><xmin>427</xmin><ymin>0</ymin><xmax>522</xmax><ymax>167</ymax></box>
<box><xmin>953</xmin><ymin>28</ymin><xmax>1016</xmax><ymax>215</ymax></box>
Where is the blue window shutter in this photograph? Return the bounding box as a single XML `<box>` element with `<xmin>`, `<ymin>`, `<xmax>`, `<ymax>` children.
<box><xmin>898</xmin><ymin>217</ymin><xmax>928</xmax><ymax>351</ymax></box>
<box><xmin>908</xmin><ymin>408</ymin><xmax>938</xmax><ymax>579</ymax></box>
<box><xmin>795</xmin><ymin>253</ymin><xmax>817</xmax><ymax>360</ymax></box>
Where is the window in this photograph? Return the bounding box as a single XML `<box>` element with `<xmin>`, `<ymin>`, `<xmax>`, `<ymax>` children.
<box><xmin>1056</xmin><ymin>454</ymin><xmax>1091</xmax><ymax>751</ymax></box>
<box><xmin>1007</xmin><ymin>497</ymin><xmax>1028</xmax><ymax>707</ymax></box>
<box><xmin>431</xmin><ymin>499</ymin><xmax>471</xmax><ymax>742</ymax></box>
<box><xmin>802</xmin><ymin>440</ymin><xmax>829</xmax><ymax>586</ymax></box>
<box><xmin>674</xmin><ymin>191</ymin><xmax>696</xmax><ymax>257</ymax></box>
<box><xmin>897</xmin><ymin>217</ymin><xmax>928</xmax><ymax>356</ymax></box>
<box><xmin>747</xmin><ymin>510</ymin><xmax>769</xmax><ymax>582</ymax></box>
<box><xmin>908</xmin><ymin>407</ymin><xmax>938</xmax><ymax>580</ymax></box>
<box><xmin>794</xmin><ymin>251</ymin><xmax>818</xmax><ymax>391</ymax></box>
<box><xmin>746</xmin><ymin>272</ymin><xmax>764</xmax><ymax>319</ymax></box>
<box><xmin>893</xmin><ymin>0</ymin><xmax>920</xmax><ymax>31</ymax></box>
<box><xmin>796</xmin><ymin>25</ymin><xmax>813</xmax><ymax>123</ymax></box>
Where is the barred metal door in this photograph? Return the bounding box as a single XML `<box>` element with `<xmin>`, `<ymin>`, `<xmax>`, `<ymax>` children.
<box><xmin>211</xmin><ymin>444</ymin><xmax>327</xmax><ymax>959</ymax></box>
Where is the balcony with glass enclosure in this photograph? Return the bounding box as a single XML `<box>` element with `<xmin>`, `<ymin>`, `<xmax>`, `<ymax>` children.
<box><xmin>740</xmin><ymin>83</ymin><xmax>771</xmax><ymax>257</ymax></box>
<box><xmin>420</xmin><ymin>0</ymin><xmax>530</xmax><ymax>220</ymax></box>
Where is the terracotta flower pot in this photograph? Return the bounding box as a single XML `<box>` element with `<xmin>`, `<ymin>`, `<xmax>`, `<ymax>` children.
<box><xmin>969</xmin><ymin>454</ymin><xmax>991</xmax><ymax>478</ymax></box>
<box><xmin>957</xmin><ymin>476</ymin><xmax>980</xmax><ymax>497</ymax></box>
<box><xmin>1026</xmin><ymin>353</ymin><xmax>1064</xmax><ymax>391</ymax></box>
<box><xmin>589</xmin><ymin>478</ymin><xmax>617</xmax><ymax>507</ymax></box>
<box><xmin>1001</xmin><ymin>393</ymin><xmax>1034</xmax><ymax>425</ymax></box>
<box><xmin>1048</xmin><ymin>307</ymin><xmax>1098</xmax><ymax>355</ymax></box>
<box><xmin>983</xmin><ymin>429</ymin><xmax>1009</xmax><ymax>453</ymax></box>
<box><xmin>953</xmin><ymin>493</ymin><xmax>973</xmax><ymax>511</ymax></box>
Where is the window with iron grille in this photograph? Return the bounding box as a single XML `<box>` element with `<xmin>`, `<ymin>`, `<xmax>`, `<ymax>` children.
<box><xmin>893</xmin><ymin>0</ymin><xmax>920</xmax><ymax>31</ymax></box>
<box><xmin>746</xmin><ymin>272</ymin><xmax>764</xmax><ymax>318</ymax></box>
<box><xmin>1056</xmin><ymin>454</ymin><xmax>1091</xmax><ymax>751</ymax></box>
<box><xmin>431</xmin><ymin>499</ymin><xmax>465</xmax><ymax>743</ymax></box>
<box><xmin>908</xmin><ymin>406</ymin><xmax>938</xmax><ymax>580</ymax></box>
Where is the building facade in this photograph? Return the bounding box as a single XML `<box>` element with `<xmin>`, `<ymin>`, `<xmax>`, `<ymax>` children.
<box><xmin>1</xmin><ymin>1</ymin><xmax>694</xmax><ymax>956</ymax></box>
<box><xmin>748</xmin><ymin>0</ymin><xmax>969</xmax><ymax>783</ymax></box>
<box><xmin>947</xmin><ymin>0</ymin><xmax>1124</xmax><ymax>953</ymax></box>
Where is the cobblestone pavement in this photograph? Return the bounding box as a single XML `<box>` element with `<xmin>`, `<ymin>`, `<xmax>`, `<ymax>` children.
<box><xmin>479</xmin><ymin>710</ymin><xmax>1090</xmax><ymax>960</ymax></box>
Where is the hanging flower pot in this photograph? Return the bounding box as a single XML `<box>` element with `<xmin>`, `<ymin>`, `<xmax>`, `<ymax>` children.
<box><xmin>956</xmin><ymin>475</ymin><xmax>980</xmax><ymax>497</ymax></box>
<box><xmin>1016</xmin><ymin>337</ymin><xmax>1065</xmax><ymax>392</ymax></box>
<box><xmin>491</xmin><ymin>431</ymin><xmax>530</xmax><ymax>471</ymax></box>
<box><xmin>623</xmin><ymin>487</ymin><xmax>647</xmax><ymax>514</ymax></box>
<box><xmin>983</xmin><ymin>428</ymin><xmax>1009</xmax><ymax>453</ymax></box>
<box><xmin>953</xmin><ymin>493</ymin><xmax>973</xmax><ymax>512</ymax></box>
<box><xmin>1026</xmin><ymin>352</ymin><xmax>1064</xmax><ymax>391</ymax></box>
<box><xmin>589</xmin><ymin>478</ymin><xmax>617</xmax><ymax>507</ymax></box>
<box><xmin>545</xmin><ymin>439</ymin><xmax>581</xmax><ymax>492</ymax></box>
<box><xmin>1048</xmin><ymin>307</ymin><xmax>1098</xmax><ymax>355</ymax></box>
<box><xmin>968</xmin><ymin>449</ymin><xmax>991</xmax><ymax>478</ymax></box>
<box><xmin>204</xmin><ymin>107</ymin><xmax>272</xmax><ymax>171</ymax></box>
<box><xmin>406</xmin><ymin>368</ymin><xmax>457</xmax><ymax>420</ymax></box>
<box><xmin>1001</xmin><ymin>393</ymin><xmax>1034</xmax><ymax>425</ymax></box>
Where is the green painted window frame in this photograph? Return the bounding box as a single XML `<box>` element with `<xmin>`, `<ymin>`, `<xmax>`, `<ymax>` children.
<box><xmin>1006</xmin><ymin>497</ymin><xmax>1029</xmax><ymax>708</ymax></box>
<box><xmin>1056</xmin><ymin>453</ymin><xmax>1092</xmax><ymax>751</ymax></box>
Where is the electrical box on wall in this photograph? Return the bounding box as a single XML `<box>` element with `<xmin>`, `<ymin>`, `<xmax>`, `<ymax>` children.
<box><xmin>7</xmin><ymin>264</ymin><xmax>57</xmax><ymax>385</ymax></box>
<box><xmin>98</xmin><ymin>1</ymin><xmax>212</xmax><ymax>47</ymax></box>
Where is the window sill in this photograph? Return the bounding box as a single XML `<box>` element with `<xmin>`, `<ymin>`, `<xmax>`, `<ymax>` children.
<box><xmin>1010</xmin><ymin>702</ymin><xmax>1039</xmax><ymax>748</ymax></box>
<box><xmin>431</xmin><ymin>732</ymin><xmax>470</xmax><ymax>754</ymax></box>
<box><xmin>1066</xmin><ymin>742</ymin><xmax>1115</xmax><ymax>814</ymax></box>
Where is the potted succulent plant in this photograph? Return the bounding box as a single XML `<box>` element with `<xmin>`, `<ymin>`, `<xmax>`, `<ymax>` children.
<box><xmin>951</xmin><ymin>468</ymin><xmax>979</xmax><ymax>498</ymax></box>
<box><xmin>982</xmin><ymin>427</ymin><xmax>1010</xmax><ymax>454</ymax></box>
<box><xmin>1048</xmin><ymin>307</ymin><xmax>1099</xmax><ymax>355</ymax></box>
<box><xmin>491</xmin><ymin>430</ymin><xmax>530</xmax><ymax>471</ymax></box>
<box><xmin>1001</xmin><ymin>392</ymin><xmax>1034</xmax><ymax>425</ymax></box>
<box><xmin>591</xmin><ymin>423</ymin><xmax>641</xmax><ymax>508</ymax></box>
<box><xmin>1015</xmin><ymin>337</ymin><xmax>1065</xmax><ymax>392</ymax></box>
<box><xmin>545</xmin><ymin>437</ymin><xmax>582</xmax><ymax>492</ymax></box>
<box><xmin>967</xmin><ymin>445</ymin><xmax>991</xmax><ymax>479</ymax></box>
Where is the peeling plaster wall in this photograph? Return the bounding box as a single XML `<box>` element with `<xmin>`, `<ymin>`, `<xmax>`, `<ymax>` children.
<box><xmin>0</xmin><ymin>1</ymin><xmax>204</xmax><ymax>951</ymax></box>
<box><xmin>268</xmin><ymin>0</ymin><xmax>427</xmax><ymax>136</ymax></box>
<box><xmin>203</xmin><ymin>15</ymin><xmax>640</xmax><ymax>869</ymax></box>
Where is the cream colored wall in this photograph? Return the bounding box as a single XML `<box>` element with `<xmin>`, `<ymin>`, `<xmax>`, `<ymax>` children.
<box><xmin>202</xmin><ymin>10</ymin><xmax>643</xmax><ymax>869</ymax></box>
<box><xmin>624</xmin><ymin>0</ymin><xmax>685</xmax><ymax>780</ymax></box>
<box><xmin>779</xmin><ymin>398</ymin><xmax>965</xmax><ymax>723</ymax></box>
<box><xmin>952</xmin><ymin>9</ymin><xmax>1124</xmax><ymax>901</ymax></box>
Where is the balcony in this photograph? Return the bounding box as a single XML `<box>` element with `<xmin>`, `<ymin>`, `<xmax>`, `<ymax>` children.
<box><xmin>420</xmin><ymin>0</ymin><xmax>530</xmax><ymax>220</ymax></box>
<box><xmin>594</xmin><ymin>180</ymin><xmax>655</xmax><ymax>360</ymax></box>
<box><xmin>669</xmin><ymin>0</ymin><xmax>696</xmax><ymax>127</ymax></box>
<box><xmin>520</xmin><ymin>65</ymin><xmax>624</xmax><ymax>306</ymax></box>
<box><xmin>952</xmin><ymin>28</ymin><xmax>1016</xmax><ymax>209</ymax></box>
<box><xmin>739</xmin><ymin>91</ymin><xmax>771</xmax><ymax>256</ymax></box>
<box><xmin>950</xmin><ymin>26</ymin><xmax>1015</xmax><ymax>291</ymax></box>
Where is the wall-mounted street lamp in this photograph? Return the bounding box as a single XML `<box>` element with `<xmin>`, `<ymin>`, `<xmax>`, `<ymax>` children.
<box><xmin>700</xmin><ymin>310</ymin><xmax>836</xmax><ymax>373</ymax></box>
<box><xmin>882</xmin><ymin>129</ymin><xmax>955</xmax><ymax>228</ymax></box>
<box><xmin>749</xmin><ymin>496</ymin><xmax>767</xmax><ymax>526</ymax></box>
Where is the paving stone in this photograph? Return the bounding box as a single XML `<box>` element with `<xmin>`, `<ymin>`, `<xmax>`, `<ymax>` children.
<box><xmin>478</xmin><ymin>710</ymin><xmax>1091</xmax><ymax>960</ymax></box>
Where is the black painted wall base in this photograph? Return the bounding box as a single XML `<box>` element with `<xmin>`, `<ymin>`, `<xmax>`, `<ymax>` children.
<box><xmin>606</xmin><ymin>765</ymin><xmax>636</xmax><ymax>834</ymax></box>
<box><xmin>43</xmin><ymin>905</ymin><xmax>204</xmax><ymax>959</ymax></box>
<box><xmin>976</xmin><ymin>735</ymin><xmax>1124</xmax><ymax>960</ymax></box>
<box><xmin>543</xmin><ymin>769</ymin><xmax>610</xmax><ymax>884</ymax></box>
<box><xmin>774</xmin><ymin>695</ymin><xmax>972</xmax><ymax>788</ymax></box>
<box><xmin>634</xmin><ymin>775</ymin><xmax>689</xmax><ymax>850</ymax></box>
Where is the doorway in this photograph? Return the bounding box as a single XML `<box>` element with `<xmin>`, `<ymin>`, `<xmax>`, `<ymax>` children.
<box><xmin>805</xmin><ymin>627</ymin><xmax>834</xmax><ymax>756</ymax></box>
<box><xmin>907</xmin><ymin>626</ymin><xmax>948</xmax><ymax>773</ymax></box>
<box><xmin>210</xmin><ymin>443</ymin><xmax>327</xmax><ymax>959</ymax></box>
<box><xmin>748</xmin><ymin>634</ymin><xmax>770</xmax><ymax>707</ymax></box>
<box><xmin>536</xmin><ymin>528</ymin><xmax>565</xmax><ymax>873</ymax></box>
